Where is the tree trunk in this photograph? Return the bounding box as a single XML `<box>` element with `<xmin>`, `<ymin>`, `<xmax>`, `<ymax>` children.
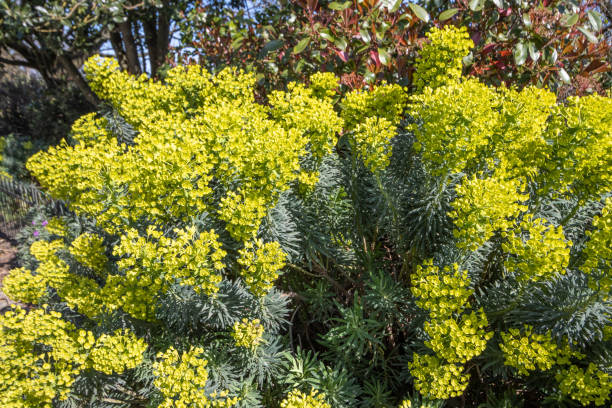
<box><xmin>110</xmin><ymin>31</ymin><xmax>129</xmax><ymax>72</ymax></box>
<box><xmin>118</xmin><ymin>19</ymin><xmax>142</xmax><ymax>75</ymax></box>
<box><xmin>157</xmin><ymin>4</ymin><xmax>170</xmax><ymax>74</ymax></box>
<box><xmin>142</xmin><ymin>16</ymin><xmax>160</xmax><ymax>76</ymax></box>
<box><xmin>56</xmin><ymin>54</ymin><xmax>99</xmax><ymax>106</ymax></box>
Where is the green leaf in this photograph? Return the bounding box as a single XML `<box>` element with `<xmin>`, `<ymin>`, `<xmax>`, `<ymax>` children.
<box><xmin>261</xmin><ymin>39</ymin><xmax>283</xmax><ymax>56</ymax></box>
<box><xmin>328</xmin><ymin>1</ymin><xmax>351</xmax><ymax>10</ymax></box>
<box><xmin>513</xmin><ymin>42</ymin><xmax>527</xmax><ymax>66</ymax></box>
<box><xmin>578</xmin><ymin>26</ymin><xmax>598</xmax><ymax>43</ymax></box>
<box><xmin>491</xmin><ymin>0</ymin><xmax>504</xmax><ymax>8</ymax></box>
<box><xmin>587</xmin><ymin>10</ymin><xmax>602</xmax><ymax>32</ymax></box>
<box><xmin>293</xmin><ymin>37</ymin><xmax>310</xmax><ymax>54</ymax></box>
<box><xmin>389</xmin><ymin>0</ymin><xmax>403</xmax><ymax>12</ymax></box>
<box><xmin>409</xmin><ymin>3</ymin><xmax>430</xmax><ymax>23</ymax></box>
<box><xmin>558</xmin><ymin>68</ymin><xmax>570</xmax><ymax>83</ymax></box>
<box><xmin>528</xmin><ymin>42</ymin><xmax>540</xmax><ymax>62</ymax></box>
<box><xmin>549</xmin><ymin>48</ymin><xmax>558</xmax><ymax>64</ymax></box>
<box><xmin>469</xmin><ymin>0</ymin><xmax>484</xmax><ymax>11</ymax></box>
<box><xmin>364</xmin><ymin>70</ymin><xmax>376</xmax><ymax>83</ymax></box>
<box><xmin>296</xmin><ymin>59</ymin><xmax>306</xmax><ymax>73</ymax></box>
<box><xmin>231</xmin><ymin>37</ymin><xmax>244</xmax><ymax>50</ymax></box>
<box><xmin>319</xmin><ymin>30</ymin><xmax>334</xmax><ymax>42</ymax></box>
<box><xmin>522</xmin><ymin>13</ymin><xmax>532</xmax><ymax>27</ymax></box>
<box><xmin>439</xmin><ymin>8</ymin><xmax>459</xmax><ymax>21</ymax></box>
<box><xmin>378</xmin><ymin>0</ymin><xmax>402</xmax><ymax>12</ymax></box>
<box><xmin>334</xmin><ymin>36</ymin><xmax>348</xmax><ymax>51</ymax></box>
<box><xmin>378</xmin><ymin>48</ymin><xmax>390</xmax><ymax>65</ymax></box>
<box><xmin>359</xmin><ymin>28</ymin><xmax>371</xmax><ymax>43</ymax></box>
<box><xmin>563</xmin><ymin>13</ymin><xmax>579</xmax><ymax>27</ymax></box>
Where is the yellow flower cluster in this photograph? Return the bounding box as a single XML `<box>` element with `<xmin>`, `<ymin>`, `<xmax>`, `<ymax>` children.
<box><xmin>70</xmin><ymin>113</ymin><xmax>112</xmax><ymax>146</ymax></box>
<box><xmin>450</xmin><ymin>174</ymin><xmax>528</xmax><ymax>250</ymax></box>
<box><xmin>350</xmin><ymin>116</ymin><xmax>396</xmax><ymax>173</ymax></box>
<box><xmin>413</xmin><ymin>26</ymin><xmax>473</xmax><ymax>91</ymax></box>
<box><xmin>544</xmin><ymin>95</ymin><xmax>612</xmax><ymax>200</ymax></box>
<box><xmin>495</xmin><ymin>87</ymin><xmax>557</xmax><ymax>179</ymax></box>
<box><xmin>424</xmin><ymin>310</ymin><xmax>492</xmax><ymax>364</ymax></box>
<box><xmin>269</xmin><ymin>76</ymin><xmax>343</xmax><ymax>164</ymax></box>
<box><xmin>556</xmin><ymin>363</ymin><xmax>612</xmax><ymax>406</ymax></box>
<box><xmin>153</xmin><ymin>346</ymin><xmax>238</xmax><ymax>408</ymax></box>
<box><xmin>0</xmin><ymin>307</ymin><xmax>145</xmax><ymax>408</ymax></box>
<box><xmin>44</xmin><ymin>217</ymin><xmax>67</xmax><ymax>237</ymax></box>
<box><xmin>408</xmin><ymin>354</ymin><xmax>470</xmax><ymax>400</ymax></box>
<box><xmin>69</xmin><ymin>232</ymin><xmax>108</xmax><ymax>275</ymax></box>
<box><xmin>2</xmin><ymin>267</ymin><xmax>47</xmax><ymax>304</ymax></box>
<box><xmin>342</xmin><ymin>83</ymin><xmax>406</xmax><ymax>129</ymax></box>
<box><xmin>237</xmin><ymin>239</ymin><xmax>287</xmax><ymax>297</ymax></box>
<box><xmin>410</xmin><ymin>261</ymin><xmax>471</xmax><ymax>319</ymax></box>
<box><xmin>28</xmin><ymin>240</ymin><xmax>103</xmax><ymax>317</ymax></box>
<box><xmin>502</xmin><ymin>216</ymin><xmax>571</xmax><ymax>282</ymax></box>
<box><xmin>280</xmin><ymin>389</ymin><xmax>331</xmax><ymax>408</ymax></box>
<box><xmin>398</xmin><ymin>401</ymin><xmax>411</xmax><ymax>408</ymax></box>
<box><xmin>28</xmin><ymin>57</ymin><xmax>342</xmax><ymax>240</ymax></box>
<box><xmin>86</xmin><ymin>329</ymin><xmax>147</xmax><ymax>375</ymax></box>
<box><xmin>109</xmin><ymin>226</ymin><xmax>226</xmax><ymax>320</ymax></box>
<box><xmin>409</xmin><ymin>260</ymin><xmax>492</xmax><ymax>399</ymax></box>
<box><xmin>582</xmin><ymin>198</ymin><xmax>612</xmax><ymax>295</ymax></box>
<box><xmin>341</xmin><ymin>83</ymin><xmax>407</xmax><ymax>173</ymax></box>
<box><xmin>309</xmin><ymin>72</ymin><xmax>339</xmax><ymax>99</ymax></box>
<box><xmin>408</xmin><ymin>79</ymin><xmax>498</xmax><ymax>176</ymax></box>
<box><xmin>231</xmin><ymin>318</ymin><xmax>264</xmax><ymax>350</ymax></box>
<box><xmin>11</xmin><ymin>226</ymin><xmax>222</xmax><ymax>321</ymax></box>
<box><xmin>500</xmin><ymin>326</ymin><xmax>579</xmax><ymax>375</ymax></box>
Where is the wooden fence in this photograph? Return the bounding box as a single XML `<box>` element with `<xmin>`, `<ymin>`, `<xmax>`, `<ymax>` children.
<box><xmin>0</xmin><ymin>174</ymin><xmax>66</xmax><ymax>240</ymax></box>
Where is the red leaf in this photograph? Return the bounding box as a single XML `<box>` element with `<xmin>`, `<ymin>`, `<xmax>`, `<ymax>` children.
<box><xmin>335</xmin><ymin>49</ymin><xmax>348</xmax><ymax>62</ymax></box>
<box><xmin>369</xmin><ymin>50</ymin><xmax>381</xmax><ymax>69</ymax></box>
<box><xmin>481</xmin><ymin>43</ymin><xmax>498</xmax><ymax>55</ymax></box>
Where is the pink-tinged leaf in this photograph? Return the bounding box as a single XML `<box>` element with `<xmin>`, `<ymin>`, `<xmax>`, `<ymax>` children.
<box><xmin>335</xmin><ymin>49</ymin><xmax>348</xmax><ymax>62</ymax></box>
<box><xmin>370</xmin><ymin>50</ymin><xmax>381</xmax><ymax>69</ymax></box>
<box><xmin>481</xmin><ymin>43</ymin><xmax>497</xmax><ymax>55</ymax></box>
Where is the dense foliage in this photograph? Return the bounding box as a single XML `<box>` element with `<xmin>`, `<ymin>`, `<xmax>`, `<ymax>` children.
<box><xmin>1</xmin><ymin>25</ymin><xmax>611</xmax><ymax>407</ymax></box>
<box><xmin>174</xmin><ymin>0</ymin><xmax>611</xmax><ymax>94</ymax></box>
<box><xmin>0</xmin><ymin>69</ymin><xmax>92</xmax><ymax>180</ymax></box>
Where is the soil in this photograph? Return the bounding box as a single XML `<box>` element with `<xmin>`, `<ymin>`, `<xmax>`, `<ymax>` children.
<box><xmin>0</xmin><ymin>237</ymin><xmax>18</xmax><ymax>311</ymax></box>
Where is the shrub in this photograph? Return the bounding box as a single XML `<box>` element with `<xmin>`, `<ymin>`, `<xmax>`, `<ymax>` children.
<box><xmin>2</xmin><ymin>25</ymin><xmax>611</xmax><ymax>407</ymax></box>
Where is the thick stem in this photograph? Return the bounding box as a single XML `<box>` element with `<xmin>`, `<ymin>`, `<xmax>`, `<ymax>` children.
<box><xmin>118</xmin><ymin>19</ymin><xmax>142</xmax><ymax>75</ymax></box>
<box><xmin>56</xmin><ymin>54</ymin><xmax>99</xmax><ymax>106</ymax></box>
<box><xmin>110</xmin><ymin>31</ymin><xmax>129</xmax><ymax>71</ymax></box>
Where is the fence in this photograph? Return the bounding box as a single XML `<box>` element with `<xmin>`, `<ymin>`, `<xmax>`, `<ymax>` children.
<box><xmin>0</xmin><ymin>174</ymin><xmax>66</xmax><ymax>240</ymax></box>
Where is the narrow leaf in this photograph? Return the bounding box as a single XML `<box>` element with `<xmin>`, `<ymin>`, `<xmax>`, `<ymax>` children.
<box><xmin>513</xmin><ymin>42</ymin><xmax>527</xmax><ymax>65</ymax></box>
<box><xmin>319</xmin><ymin>30</ymin><xmax>334</xmax><ymax>42</ymax></box>
<box><xmin>409</xmin><ymin>3</ymin><xmax>430</xmax><ymax>23</ymax></box>
<box><xmin>359</xmin><ymin>28</ymin><xmax>371</xmax><ymax>43</ymax></box>
<box><xmin>293</xmin><ymin>37</ymin><xmax>310</xmax><ymax>54</ymax></box>
<box><xmin>469</xmin><ymin>0</ymin><xmax>484</xmax><ymax>11</ymax></box>
<box><xmin>328</xmin><ymin>1</ymin><xmax>351</xmax><ymax>10</ymax></box>
<box><xmin>587</xmin><ymin>10</ymin><xmax>602</xmax><ymax>32</ymax></box>
<box><xmin>558</xmin><ymin>68</ymin><xmax>570</xmax><ymax>83</ymax></box>
<box><xmin>578</xmin><ymin>26</ymin><xmax>598</xmax><ymax>43</ymax></box>
<box><xmin>563</xmin><ymin>13</ymin><xmax>579</xmax><ymax>27</ymax></box>
<box><xmin>528</xmin><ymin>42</ymin><xmax>540</xmax><ymax>62</ymax></box>
<box><xmin>439</xmin><ymin>8</ymin><xmax>459</xmax><ymax>21</ymax></box>
<box><xmin>378</xmin><ymin>47</ymin><xmax>391</xmax><ymax>65</ymax></box>
<box><xmin>261</xmin><ymin>39</ymin><xmax>283</xmax><ymax>56</ymax></box>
